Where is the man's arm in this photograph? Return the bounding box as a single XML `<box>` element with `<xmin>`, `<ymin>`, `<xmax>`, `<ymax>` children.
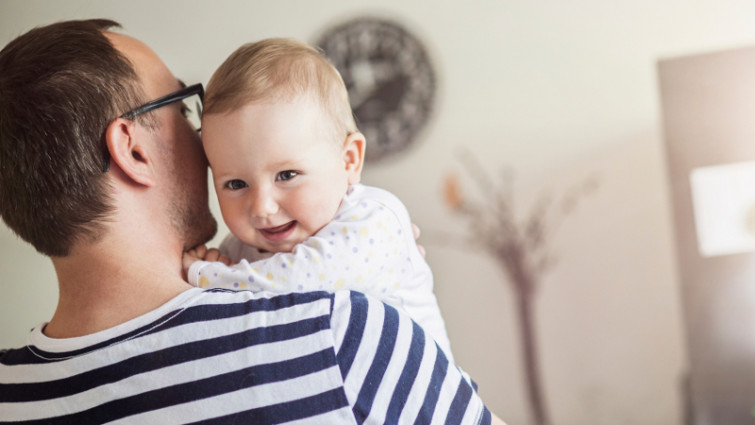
<box><xmin>330</xmin><ymin>290</ymin><xmax>498</xmax><ymax>424</ymax></box>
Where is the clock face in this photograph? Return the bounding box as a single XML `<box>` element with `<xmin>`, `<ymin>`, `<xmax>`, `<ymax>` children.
<box><xmin>316</xmin><ymin>17</ymin><xmax>437</xmax><ymax>163</ymax></box>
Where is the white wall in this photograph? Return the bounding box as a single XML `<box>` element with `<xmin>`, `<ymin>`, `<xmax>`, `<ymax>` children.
<box><xmin>2</xmin><ymin>1</ymin><xmax>755</xmax><ymax>424</ymax></box>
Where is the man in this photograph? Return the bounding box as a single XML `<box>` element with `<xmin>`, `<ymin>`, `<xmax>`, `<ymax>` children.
<box><xmin>0</xmin><ymin>19</ymin><xmax>505</xmax><ymax>424</ymax></box>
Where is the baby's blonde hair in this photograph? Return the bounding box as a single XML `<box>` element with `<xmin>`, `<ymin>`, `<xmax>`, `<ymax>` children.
<box><xmin>205</xmin><ymin>38</ymin><xmax>357</xmax><ymax>142</ymax></box>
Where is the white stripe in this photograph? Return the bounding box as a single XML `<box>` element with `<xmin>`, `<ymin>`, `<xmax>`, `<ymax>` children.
<box><xmin>281</xmin><ymin>406</ymin><xmax>358</xmax><ymax>425</ymax></box>
<box><xmin>397</xmin><ymin>330</ymin><xmax>438</xmax><ymax>424</ymax></box>
<box><xmin>459</xmin><ymin>393</ymin><xmax>486</xmax><ymax>425</ymax></box>
<box><xmin>362</xmin><ymin>304</ymin><xmax>413</xmax><ymax>424</ymax></box>
<box><xmin>0</xmin><ymin>294</ymin><xmax>331</xmax><ymax>384</ymax></box>
<box><xmin>429</xmin><ymin>366</ymin><xmax>461</xmax><ymax>425</ymax></box>
<box><xmin>331</xmin><ymin>290</ymin><xmax>352</xmax><ymax>354</ymax></box>
<box><xmin>341</xmin><ymin>296</ymin><xmax>384</xmax><ymax>400</ymax></box>
<box><xmin>0</xmin><ymin>327</ymin><xmax>334</xmax><ymax>421</ymax></box>
<box><xmin>109</xmin><ymin>364</ymin><xmax>346</xmax><ymax>424</ymax></box>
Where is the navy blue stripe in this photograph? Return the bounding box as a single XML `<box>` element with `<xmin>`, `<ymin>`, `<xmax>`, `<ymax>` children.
<box><xmin>3</xmin><ymin>348</ymin><xmax>337</xmax><ymax>425</ymax></box>
<box><xmin>413</xmin><ymin>344</ymin><xmax>449</xmax><ymax>425</ymax></box>
<box><xmin>384</xmin><ymin>320</ymin><xmax>425</xmax><ymax>423</ymax></box>
<box><xmin>0</xmin><ymin>290</ymin><xmax>334</xmax><ymax>366</ymax></box>
<box><xmin>445</xmin><ymin>378</ymin><xmax>474</xmax><ymax>425</ymax></box>
<box><xmin>479</xmin><ymin>407</ymin><xmax>492</xmax><ymax>425</ymax></box>
<box><xmin>0</xmin><ymin>314</ymin><xmax>331</xmax><ymax>402</ymax></box>
<box><xmin>352</xmin><ymin>302</ymin><xmax>399</xmax><ymax>424</ymax></box>
<box><xmin>190</xmin><ymin>388</ymin><xmax>349</xmax><ymax>425</ymax></box>
<box><xmin>336</xmin><ymin>291</ymin><xmax>368</xmax><ymax>378</ymax></box>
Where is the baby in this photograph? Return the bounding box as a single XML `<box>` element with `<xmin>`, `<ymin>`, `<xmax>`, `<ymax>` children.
<box><xmin>185</xmin><ymin>38</ymin><xmax>453</xmax><ymax>359</ymax></box>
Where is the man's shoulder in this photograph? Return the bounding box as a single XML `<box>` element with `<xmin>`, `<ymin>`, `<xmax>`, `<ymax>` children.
<box><xmin>200</xmin><ymin>289</ymin><xmax>368</xmax><ymax>329</ymax></box>
<box><xmin>0</xmin><ymin>348</ymin><xmax>26</xmax><ymax>365</ymax></box>
<box><xmin>192</xmin><ymin>288</ymin><xmax>337</xmax><ymax>315</ymax></box>
<box><xmin>1</xmin><ymin>289</ymin><xmax>341</xmax><ymax>367</ymax></box>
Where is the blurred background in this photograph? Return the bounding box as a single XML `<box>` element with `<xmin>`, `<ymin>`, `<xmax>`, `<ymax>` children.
<box><xmin>3</xmin><ymin>1</ymin><xmax>755</xmax><ymax>424</ymax></box>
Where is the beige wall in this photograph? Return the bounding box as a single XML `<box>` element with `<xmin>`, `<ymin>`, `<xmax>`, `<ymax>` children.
<box><xmin>2</xmin><ymin>1</ymin><xmax>755</xmax><ymax>424</ymax></box>
<box><xmin>659</xmin><ymin>47</ymin><xmax>755</xmax><ymax>425</ymax></box>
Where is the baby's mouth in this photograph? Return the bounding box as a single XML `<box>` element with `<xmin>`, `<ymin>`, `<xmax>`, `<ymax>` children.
<box><xmin>258</xmin><ymin>221</ymin><xmax>297</xmax><ymax>242</ymax></box>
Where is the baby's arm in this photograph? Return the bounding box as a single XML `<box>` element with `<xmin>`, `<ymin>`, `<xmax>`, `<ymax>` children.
<box><xmin>186</xmin><ymin>239</ymin><xmax>333</xmax><ymax>291</ymax></box>
<box><xmin>182</xmin><ymin>245</ymin><xmax>230</xmax><ymax>278</ymax></box>
<box><xmin>185</xmin><ymin>198</ymin><xmax>416</xmax><ymax>298</ymax></box>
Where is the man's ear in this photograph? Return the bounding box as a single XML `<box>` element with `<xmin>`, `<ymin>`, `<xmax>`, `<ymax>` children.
<box><xmin>104</xmin><ymin>118</ymin><xmax>155</xmax><ymax>187</ymax></box>
<box><xmin>343</xmin><ymin>132</ymin><xmax>366</xmax><ymax>185</ymax></box>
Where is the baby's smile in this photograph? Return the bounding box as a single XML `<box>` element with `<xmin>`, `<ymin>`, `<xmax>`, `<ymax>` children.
<box><xmin>258</xmin><ymin>221</ymin><xmax>298</xmax><ymax>242</ymax></box>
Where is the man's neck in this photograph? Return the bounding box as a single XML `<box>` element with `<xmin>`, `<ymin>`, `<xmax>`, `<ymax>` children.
<box><xmin>45</xmin><ymin>237</ymin><xmax>191</xmax><ymax>339</ymax></box>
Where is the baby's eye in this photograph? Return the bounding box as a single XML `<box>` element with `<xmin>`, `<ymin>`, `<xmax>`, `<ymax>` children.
<box><xmin>225</xmin><ymin>179</ymin><xmax>248</xmax><ymax>190</ymax></box>
<box><xmin>276</xmin><ymin>170</ymin><xmax>299</xmax><ymax>181</ymax></box>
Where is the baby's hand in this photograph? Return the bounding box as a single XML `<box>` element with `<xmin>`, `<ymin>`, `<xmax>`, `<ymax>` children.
<box><xmin>412</xmin><ymin>223</ymin><xmax>426</xmax><ymax>258</ymax></box>
<box><xmin>182</xmin><ymin>245</ymin><xmax>231</xmax><ymax>280</ymax></box>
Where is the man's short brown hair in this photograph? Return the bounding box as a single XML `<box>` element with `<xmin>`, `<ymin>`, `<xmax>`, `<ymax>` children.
<box><xmin>0</xmin><ymin>19</ymin><xmax>150</xmax><ymax>256</ymax></box>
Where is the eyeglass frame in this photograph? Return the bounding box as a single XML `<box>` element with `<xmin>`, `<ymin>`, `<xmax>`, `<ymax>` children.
<box><xmin>103</xmin><ymin>82</ymin><xmax>204</xmax><ymax>172</ymax></box>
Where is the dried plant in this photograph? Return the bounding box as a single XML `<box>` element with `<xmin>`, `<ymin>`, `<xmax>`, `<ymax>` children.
<box><xmin>441</xmin><ymin>148</ymin><xmax>599</xmax><ymax>425</ymax></box>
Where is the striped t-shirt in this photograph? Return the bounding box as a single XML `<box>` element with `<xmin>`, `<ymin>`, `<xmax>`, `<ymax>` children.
<box><xmin>0</xmin><ymin>288</ymin><xmax>491</xmax><ymax>424</ymax></box>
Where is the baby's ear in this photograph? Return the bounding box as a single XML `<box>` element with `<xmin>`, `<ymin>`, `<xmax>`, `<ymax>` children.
<box><xmin>343</xmin><ymin>132</ymin><xmax>366</xmax><ymax>185</ymax></box>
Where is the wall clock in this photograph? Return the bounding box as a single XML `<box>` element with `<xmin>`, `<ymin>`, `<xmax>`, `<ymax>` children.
<box><xmin>316</xmin><ymin>17</ymin><xmax>437</xmax><ymax>163</ymax></box>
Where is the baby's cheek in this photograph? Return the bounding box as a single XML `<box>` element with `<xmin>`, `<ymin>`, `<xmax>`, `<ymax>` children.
<box><xmin>226</xmin><ymin>218</ymin><xmax>257</xmax><ymax>247</ymax></box>
<box><xmin>295</xmin><ymin>196</ymin><xmax>334</xmax><ymax>228</ymax></box>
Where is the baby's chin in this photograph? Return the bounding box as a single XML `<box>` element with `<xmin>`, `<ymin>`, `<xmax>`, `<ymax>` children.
<box><xmin>249</xmin><ymin>238</ymin><xmax>309</xmax><ymax>254</ymax></box>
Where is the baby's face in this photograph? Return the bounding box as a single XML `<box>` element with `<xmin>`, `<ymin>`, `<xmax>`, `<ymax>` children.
<box><xmin>201</xmin><ymin>97</ymin><xmax>355</xmax><ymax>253</ymax></box>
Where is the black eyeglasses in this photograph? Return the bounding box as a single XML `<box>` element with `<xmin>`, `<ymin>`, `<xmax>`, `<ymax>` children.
<box><xmin>103</xmin><ymin>83</ymin><xmax>204</xmax><ymax>172</ymax></box>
